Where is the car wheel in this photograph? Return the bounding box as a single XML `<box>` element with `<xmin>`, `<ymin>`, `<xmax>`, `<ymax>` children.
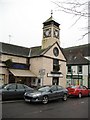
<box><xmin>62</xmin><ymin>94</ymin><xmax>67</xmax><ymax>101</ymax></box>
<box><xmin>42</xmin><ymin>96</ymin><xmax>48</xmax><ymax>104</ymax></box>
<box><xmin>78</xmin><ymin>93</ymin><xmax>82</xmax><ymax>98</ymax></box>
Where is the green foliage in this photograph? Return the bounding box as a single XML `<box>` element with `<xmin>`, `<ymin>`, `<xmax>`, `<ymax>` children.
<box><xmin>5</xmin><ymin>59</ymin><xmax>13</xmax><ymax>68</ymax></box>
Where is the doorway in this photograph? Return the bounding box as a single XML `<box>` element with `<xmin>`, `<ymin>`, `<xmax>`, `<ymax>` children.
<box><xmin>52</xmin><ymin>77</ymin><xmax>59</xmax><ymax>85</ymax></box>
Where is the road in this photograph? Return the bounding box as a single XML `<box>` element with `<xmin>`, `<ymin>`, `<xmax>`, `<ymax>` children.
<box><xmin>1</xmin><ymin>97</ymin><xmax>89</xmax><ymax>118</ymax></box>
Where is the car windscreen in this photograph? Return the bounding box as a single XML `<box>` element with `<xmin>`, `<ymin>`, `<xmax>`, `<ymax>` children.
<box><xmin>38</xmin><ymin>86</ymin><xmax>50</xmax><ymax>92</ymax></box>
<box><xmin>0</xmin><ymin>84</ymin><xmax>6</xmax><ymax>89</ymax></box>
<box><xmin>4</xmin><ymin>84</ymin><xmax>16</xmax><ymax>90</ymax></box>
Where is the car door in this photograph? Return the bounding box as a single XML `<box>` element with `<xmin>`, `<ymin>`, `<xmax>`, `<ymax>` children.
<box><xmin>57</xmin><ymin>86</ymin><xmax>64</xmax><ymax>98</ymax></box>
<box><xmin>2</xmin><ymin>84</ymin><xmax>17</xmax><ymax>100</ymax></box>
<box><xmin>16</xmin><ymin>84</ymin><xmax>26</xmax><ymax>99</ymax></box>
<box><xmin>49</xmin><ymin>85</ymin><xmax>59</xmax><ymax>100</ymax></box>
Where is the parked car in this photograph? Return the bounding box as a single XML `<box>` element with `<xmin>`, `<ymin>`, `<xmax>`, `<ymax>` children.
<box><xmin>66</xmin><ymin>85</ymin><xmax>90</xmax><ymax>98</ymax></box>
<box><xmin>0</xmin><ymin>84</ymin><xmax>7</xmax><ymax>89</ymax></box>
<box><xmin>0</xmin><ymin>83</ymin><xmax>34</xmax><ymax>101</ymax></box>
<box><xmin>24</xmin><ymin>85</ymin><xmax>68</xmax><ymax>104</ymax></box>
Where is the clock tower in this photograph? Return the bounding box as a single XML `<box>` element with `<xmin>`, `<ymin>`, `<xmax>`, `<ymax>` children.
<box><xmin>42</xmin><ymin>11</ymin><xmax>60</xmax><ymax>49</ymax></box>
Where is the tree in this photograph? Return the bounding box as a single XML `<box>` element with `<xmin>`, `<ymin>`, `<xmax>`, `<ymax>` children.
<box><xmin>5</xmin><ymin>59</ymin><xmax>13</xmax><ymax>68</ymax></box>
<box><xmin>52</xmin><ymin>0</ymin><xmax>90</xmax><ymax>39</ymax></box>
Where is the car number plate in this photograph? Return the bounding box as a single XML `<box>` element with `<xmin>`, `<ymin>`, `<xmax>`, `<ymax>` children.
<box><xmin>25</xmin><ymin>99</ymin><xmax>31</xmax><ymax>102</ymax></box>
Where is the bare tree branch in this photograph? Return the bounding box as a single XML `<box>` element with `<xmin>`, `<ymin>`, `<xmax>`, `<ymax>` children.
<box><xmin>52</xmin><ymin>0</ymin><xmax>89</xmax><ymax>39</ymax></box>
<box><xmin>52</xmin><ymin>1</ymin><xmax>88</xmax><ymax>17</ymax></box>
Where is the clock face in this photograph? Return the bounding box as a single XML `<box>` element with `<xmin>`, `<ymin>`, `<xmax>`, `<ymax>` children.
<box><xmin>43</xmin><ymin>28</ymin><xmax>51</xmax><ymax>37</ymax></box>
<box><xmin>54</xmin><ymin>29</ymin><xmax>59</xmax><ymax>38</ymax></box>
<box><xmin>53</xmin><ymin>47</ymin><xmax>59</xmax><ymax>57</ymax></box>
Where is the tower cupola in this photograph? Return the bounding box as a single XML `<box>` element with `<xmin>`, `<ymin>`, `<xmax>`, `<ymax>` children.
<box><xmin>42</xmin><ymin>11</ymin><xmax>60</xmax><ymax>49</ymax></box>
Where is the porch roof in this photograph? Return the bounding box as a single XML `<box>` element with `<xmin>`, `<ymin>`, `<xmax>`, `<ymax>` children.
<box><xmin>9</xmin><ymin>69</ymin><xmax>36</xmax><ymax>77</ymax></box>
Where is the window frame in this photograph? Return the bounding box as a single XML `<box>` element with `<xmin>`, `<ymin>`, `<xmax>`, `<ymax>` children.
<box><xmin>77</xmin><ymin>65</ymin><xmax>82</xmax><ymax>74</ymax></box>
<box><xmin>67</xmin><ymin>66</ymin><xmax>72</xmax><ymax>73</ymax></box>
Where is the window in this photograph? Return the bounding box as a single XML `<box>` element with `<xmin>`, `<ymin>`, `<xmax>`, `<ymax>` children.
<box><xmin>57</xmin><ymin>86</ymin><xmax>63</xmax><ymax>90</ymax></box>
<box><xmin>24</xmin><ymin>85</ymin><xmax>33</xmax><ymax>90</ymax></box>
<box><xmin>51</xmin><ymin>85</ymin><xmax>57</xmax><ymax>91</ymax></box>
<box><xmin>17</xmin><ymin>84</ymin><xmax>24</xmax><ymax>89</ymax></box>
<box><xmin>12</xmin><ymin>63</ymin><xmax>28</xmax><ymax>69</ymax></box>
<box><xmin>5</xmin><ymin>84</ymin><xmax>16</xmax><ymax>90</ymax></box>
<box><xmin>0</xmin><ymin>74</ymin><xmax>4</xmax><ymax>81</ymax></box>
<box><xmin>53</xmin><ymin>59</ymin><xmax>60</xmax><ymax>71</ymax></box>
<box><xmin>78</xmin><ymin>65</ymin><xmax>82</xmax><ymax>73</ymax></box>
<box><xmin>38</xmin><ymin>86</ymin><xmax>50</xmax><ymax>92</ymax></box>
<box><xmin>32</xmin><ymin>79</ymin><xmax>36</xmax><ymax>84</ymax></box>
<box><xmin>24</xmin><ymin>85</ymin><xmax>30</xmax><ymax>89</ymax></box>
<box><xmin>67</xmin><ymin>66</ymin><xmax>71</xmax><ymax>73</ymax></box>
<box><xmin>83</xmin><ymin>86</ymin><xmax>87</xmax><ymax>90</ymax></box>
<box><xmin>38</xmin><ymin>79</ymin><xmax>41</xmax><ymax>83</ymax></box>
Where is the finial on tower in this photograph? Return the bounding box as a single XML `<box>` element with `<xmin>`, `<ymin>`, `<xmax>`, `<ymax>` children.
<box><xmin>51</xmin><ymin>10</ymin><xmax>53</xmax><ymax>17</ymax></box>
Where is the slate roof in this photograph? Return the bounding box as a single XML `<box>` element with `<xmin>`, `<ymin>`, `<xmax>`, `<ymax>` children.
<box><xmin>0</xmin><ymin>42</ymin><xmax>30</xmax><ymax>57</ymax></box>
<box><xmin>63</xmin><ymin>43</ymin><xmax>90</xmax><ymax>65</ymax></box>
<box><xmin>43</xmin><ymin>16</ymin><xmax>60</xmax><ymax>26</ymax></box>
<box><xmin>29</xmin><ymin>46</ymin><xmax>51</xmax><ymax>57</ymax></box>
<box><xmin>0</xmin><ymin>42</ymin><xmax>90</xmax><ymax>65</ymax></box>
<box><xmin>43</xmin><ymin>16</ymin><xmax>59</xmax><ymax>24</ymax></box>
<box><xmin>0</xmin><ymin>42</ymin><xmax>51</xmax><ymax>58</ymax></box>
<box><xmin>63</xmin><ymin>43</ymin><xmax>90</xmax><ymax>57</ymax></box>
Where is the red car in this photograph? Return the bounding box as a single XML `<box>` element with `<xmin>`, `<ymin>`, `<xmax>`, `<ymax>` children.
<box><xmin>66</xmin><ymin>85</ymin><xmax>90</xmax><ymax>98</ymax></box>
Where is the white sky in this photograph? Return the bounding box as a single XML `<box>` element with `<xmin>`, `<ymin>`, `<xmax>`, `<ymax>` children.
<box><xmin>0</xmin><ymin>0</ymin><xmax>88</xmax><ymax>48</ymax></box>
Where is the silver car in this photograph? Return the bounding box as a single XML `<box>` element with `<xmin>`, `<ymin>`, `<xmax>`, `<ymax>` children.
<box><xmin>24</xmin><ymin>85</ymin><xmax>68</xmax><ymax>104</ymax></box>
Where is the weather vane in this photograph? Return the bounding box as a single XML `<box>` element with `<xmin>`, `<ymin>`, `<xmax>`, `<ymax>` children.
<box><xmin>51</xmin><ymin>10</ymin><xmax>53</xmax><ymax>17</ymax></box>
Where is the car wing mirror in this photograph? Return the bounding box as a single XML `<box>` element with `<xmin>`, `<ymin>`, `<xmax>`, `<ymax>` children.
<box><xmin>7</xmin><ymin>88</ymin><xmax>10</xmax><ymax>90</ymax></box>
<box><xmin>49</xmin><ymin>89</ymin><xmax>53</xmax><ymax>93</ymax></box>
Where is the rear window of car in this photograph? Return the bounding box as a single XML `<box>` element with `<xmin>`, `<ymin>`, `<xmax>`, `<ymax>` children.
<box><xmin>70</xmin><ymin>86</ymin><xmax>78</xmax><ymax>88</ymax></box>
<box><xmin>57</xmin><ymin>86</ymin><xmax>63</xmax><ymax>90</ymax></box>
<box><xmin>23</xmin><ymin>85</ymin><xmax>34</xmax><ymax>90</ymax></box>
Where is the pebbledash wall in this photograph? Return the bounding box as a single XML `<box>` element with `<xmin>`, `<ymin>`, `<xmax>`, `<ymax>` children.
<box><xmin>30</xmin><ymin>44</ymin><xmax>66</xmax><ymax>88</ymax></box>
<box><xmin>0</xmin><ymin>42</ymin><xmax>67</xmax><ymax>88</ymax></box>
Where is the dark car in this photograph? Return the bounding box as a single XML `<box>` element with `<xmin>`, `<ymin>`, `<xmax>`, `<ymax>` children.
<box><xmin>0</xmin><ymin>83</ymin><xmax>34</xmax><ymax>101</ymax></box>
<box><xmin>0</xmin><ymin>84</ymin><xmax>7</xmax><ymax>89</ymax></box>
<box><xmin>66</xmin><ymin>85</ymin><xmax>90</xmax><ymax>98</ymax></box>
<box><xmin>24</xmin><ymin>85</ymin><xmax>68</xmax><ymax>104</ymax></box>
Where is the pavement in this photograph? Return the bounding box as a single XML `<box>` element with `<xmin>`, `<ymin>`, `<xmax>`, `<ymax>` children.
<box><xmin>0</xmin><ymin>99</ymin><xmax>24</xmax><ymax>104</ymax></box>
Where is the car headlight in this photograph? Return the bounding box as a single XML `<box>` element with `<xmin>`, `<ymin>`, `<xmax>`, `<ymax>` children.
<box><xmin>24</xmin><ymin>92</ymin><xmax>27</xmax><ymax>96</ymax></box>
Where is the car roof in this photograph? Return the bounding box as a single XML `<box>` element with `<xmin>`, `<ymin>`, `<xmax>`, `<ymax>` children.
<box><xmin>38</xmin><ymin>85</ymin><xmax>63</xmax><ymax>88</ymax></box>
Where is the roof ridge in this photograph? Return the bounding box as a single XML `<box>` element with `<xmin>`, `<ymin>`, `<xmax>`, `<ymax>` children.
<box><xmin>64</xmin><ymin>43</ymin><xmax>90</xmax><ymax>49</ymax></box>
<box><xmin>1</xmin><ymin>42</ymin><xmax>29</xmax><ymax>49</ymax></box>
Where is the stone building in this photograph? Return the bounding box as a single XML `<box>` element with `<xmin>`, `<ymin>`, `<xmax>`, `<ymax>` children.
<box><xmin>0</xmin><ymin>14</ymin><xmax>67</xmax><ymax>88</ymax></box>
